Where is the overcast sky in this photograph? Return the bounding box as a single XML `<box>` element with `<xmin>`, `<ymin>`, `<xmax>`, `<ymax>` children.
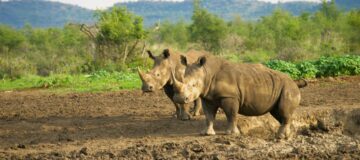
<box><xmin>1</xmin><ymin>0</ymin><xmax>325</xmax><ymax>10</ymax></box>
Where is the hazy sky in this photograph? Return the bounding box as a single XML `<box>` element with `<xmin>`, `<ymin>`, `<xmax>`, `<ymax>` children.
<box><xmin>46</xmin><ymin>0</ymin><xmax>185</xmax><ymax>9</ymax></box>
<box><xmin>1</xmin><ymin>0</ymin><xmax>325</xmax><ymax>10</ymax></box>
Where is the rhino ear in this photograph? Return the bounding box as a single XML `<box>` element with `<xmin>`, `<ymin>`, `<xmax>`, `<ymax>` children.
<box><xmin>198</xmin><ymin>56</ymin><xmax>206</xmax><ymax>67</ymax></box>
<box><xmin>163</xmin><ymin>49</ymin><xmax>170</xmax><ymax>59</ymax></box>
<box><xmin>180</xmin><ymin>55</ymin><xmax>187</xmax><ymax>66</ymax></box>
<box><xmin>147</xmin><ymin>50</ymin><xmax>155</xmax><ymax>60</ymax></box>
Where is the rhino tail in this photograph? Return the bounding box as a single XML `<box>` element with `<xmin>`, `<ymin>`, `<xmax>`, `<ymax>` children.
<box><xmin>295</xmin><ymin>79</ymin><xmax>308</xmax><ymax>88</ymax></box>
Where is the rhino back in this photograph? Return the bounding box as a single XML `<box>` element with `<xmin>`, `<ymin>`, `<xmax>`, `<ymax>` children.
<box><xmin>205</xmin><ymin>62</ymin><xmax>298</xmax><ymax>116</ymax></box>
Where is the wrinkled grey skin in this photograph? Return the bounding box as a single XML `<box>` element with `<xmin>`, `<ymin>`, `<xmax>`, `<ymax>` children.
<box><xmin>171</xmin><ymin>55</ymin><xmax>305</xmax><ymax>139</ymax></box>
<box><xmin>138</xmin><ymin>49</ymin><xmax>206</xmax><ymax>120</ymax></box>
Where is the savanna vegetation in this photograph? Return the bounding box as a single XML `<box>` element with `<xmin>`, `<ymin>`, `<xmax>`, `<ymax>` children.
<box><xmin>0</xmin><ymin>0</ymin><xmax>359</xmax><ymax>92</ymax></box>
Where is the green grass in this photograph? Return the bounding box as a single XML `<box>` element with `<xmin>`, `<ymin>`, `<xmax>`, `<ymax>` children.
<box><xmin>1</xmin><ymin>55</ymin><xmax>360</xmax><ymax>92</ymax></box>
<box><xmin>0</xmin><ymin>71</ymin><xmax>141</xmax><ymax>92</ymax></box>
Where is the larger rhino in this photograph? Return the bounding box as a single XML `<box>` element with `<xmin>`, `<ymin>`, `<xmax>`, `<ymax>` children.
<box><xmin>138</xmin><ymin>49</ymin><xmax>206</xmax><ymax>120</ymax></box>
<box><xmin>171</xmin><ymin>54</ymin><xmax>305</xmax><ymax>139</ymax></box>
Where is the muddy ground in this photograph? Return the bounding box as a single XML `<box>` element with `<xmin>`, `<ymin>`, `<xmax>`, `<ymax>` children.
<box><xmin>0</xmin><ymin>76</ymin><xmax>360</xmax><ymax>159</ymax></box>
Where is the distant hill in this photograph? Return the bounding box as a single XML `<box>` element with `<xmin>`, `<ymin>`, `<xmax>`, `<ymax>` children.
<box><xmin>119</xmin><ymin>0</ymin><xmax>360</xmax><ymax>26</ymax></box>
<box><xmin>0</xmin><ymin>0</ymin><xmax>359</xmax><ymax>28</ymax></box>
<box><xmin>118</xmin><ymin>0</ymin><xmax>320</xmax><ymax>26</ymax></box>
<box><xmin>0</xmin><ymin>0</ymin><xmax>94</xmax><ymax>28</ymax></box>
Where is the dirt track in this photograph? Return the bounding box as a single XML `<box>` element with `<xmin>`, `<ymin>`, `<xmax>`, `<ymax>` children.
<box><xmin>0</xmin><ymin>76</ymin><xmax>360</xmax><ymax>159</ymax></box>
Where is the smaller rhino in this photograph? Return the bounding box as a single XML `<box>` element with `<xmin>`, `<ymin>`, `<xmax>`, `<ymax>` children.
<box><xmin>171</xmin><ymin>55</ymin><xmax>305</xmax><ymax>139</ymax></box>
<box><xmin>138</xmin><ymin>49</ymin><xmax>206</xmax><ymax>120</ymax></box>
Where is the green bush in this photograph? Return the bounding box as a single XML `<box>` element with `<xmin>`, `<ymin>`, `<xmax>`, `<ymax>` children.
<box><xmin>242</xmin><ymin>50</ymin><xmax>275</xmax><ymax>63</ymax></box>
<box><xmin>314</xmin><ymin>55</ymin><xmax>360</xmax><ymax>77</ymax></box>
<box><xmin>126</xmin><ymin>56</ymin><xmax>153</xmax><ymax>71</ymax></box>
<box><xmin>0</xmin><ymin>57</ymin><xmax>36</xmax><ymax>79</ymax></box>
<box><xmin>265</xmin><ymin>60</ymin><xmax>301</xmax><ymax>79</ymax></box>
<box><xmin>266</xmin><ymin>55</ymin><xmax>360</xmax><ymax>79</ymax></box>
<box><xmin>296</xmin><ymin>61</ymin><xmax>318</xmax><ymax>78</ymax></box>
<box><xmin>35</xmin><ymin>75</ymin><xmax>73</xmax><ymax>88</ymax></box>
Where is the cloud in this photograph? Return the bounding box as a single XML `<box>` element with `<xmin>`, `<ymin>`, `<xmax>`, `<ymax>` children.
<box><xmin>2</xmin><ymin>0</ymin><xmax>326</xmax><ymax>10</ymax></box>
<box><xmin>46</xmin><ymin>0</ymin><xmax>185</xmax><ymax>10</ymax></box>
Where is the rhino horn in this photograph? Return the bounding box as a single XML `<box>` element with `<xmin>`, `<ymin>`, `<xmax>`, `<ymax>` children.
<box><xmin>170</xmin><ymin>70</ymin><xmax>183</xmax><ymax>91</ymax></box>
<box><xmin>137</xmin><ymin>67</ymin><xmax>146</xmax><ymax>81</ymax></box>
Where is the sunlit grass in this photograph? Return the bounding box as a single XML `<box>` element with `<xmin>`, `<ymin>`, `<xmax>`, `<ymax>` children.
<box><xmin>0</xmin><ymin>71</ymin><xmax>141</xmax><ymax>92</ymax></box>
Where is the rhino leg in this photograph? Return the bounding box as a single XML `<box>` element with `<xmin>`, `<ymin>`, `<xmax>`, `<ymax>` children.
<box><xmin>271</xmin><ymin>84</ymin><xmax>301</xmax><ymax>139</ymax></box>
<box><xmin>179</xmin><ymin>103</ymin><xmax>192</xmax><ymax>121</ymax></box>
<box><xmin>221</xmin><ymin>98</ymin><xmax>240</xmax><ymax>135</ymax></box>
<box><xmin>192</xmin><ymin>98</ymin><xmax>202</xmax><ymax>116</ymax></box>
<box><xmin>201</xmin><ymin>100</ymin><xmax>218</xmax><ymax>136</ymax></box>
<box><xmin>172</xmin><ymin>102</ymin><xmax>182</xmax><ymax>119</ymax></box>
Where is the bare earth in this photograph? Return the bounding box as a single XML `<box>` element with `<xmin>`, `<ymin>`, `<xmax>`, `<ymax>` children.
<box><xmin>1</xmin><ymin>76</ymin><xmax>360</xmax><ymax>159</ymax></box>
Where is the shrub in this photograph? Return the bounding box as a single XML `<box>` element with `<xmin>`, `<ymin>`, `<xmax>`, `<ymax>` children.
<box><xmin>314</xmin><ymin>55</ymin><xmax>360</xmax><ymax>77</ymax></box>
<box><xmin>35</xmin><ymin>75</ymin><xmax>73</xmax><ymax>88</ymax></box>
<box><xmin>0</xmin><ymin>57</ymin><xmax>36</xmax><ymax>79</ymax></box>
<box><xmin>265</xmin><ymin>60</ymin><xmax>301</xmax><ymax>79</ymax></box>
<box><xmin>296</xmin><ymin>61</ymin><xmax>318</xmax><ymax>78</ymax></box>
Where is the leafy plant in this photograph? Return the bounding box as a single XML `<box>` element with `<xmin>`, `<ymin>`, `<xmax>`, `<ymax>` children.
<box><xmin>265</xmin><ymin>60</ymin><xmax>301</xmax><ymax>79</ymax></box>
<box><xmin>314</xmin><ymin>55</ymin><xmax>360</xmax><ymax>77</ymax></box>
<box><xmin>35</xmin><ymin>75</ymin><xmax>73</xmax><ymax>88</ymax></box>
<box><xmin>296</xmin><ymin>61</ymin><xmax>318</xmax><ymax>78</ymax></box>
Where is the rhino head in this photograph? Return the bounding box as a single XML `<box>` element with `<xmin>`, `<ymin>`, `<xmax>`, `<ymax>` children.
<box><xmin>172</xmin><ymin>55</ymin><xmax>207</xmax><ymax>104</ymax></box>
<box><xmin>138</xmin><ymin>49</ymin><xmax>173</xmax><ymax>92</ymax></box>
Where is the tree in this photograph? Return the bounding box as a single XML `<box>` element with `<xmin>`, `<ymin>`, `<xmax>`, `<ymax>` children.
<box><xmin>157</xmin><ymin>20</ymin><xmax>190</xmax><ymax>49</ymax></box>
<box><xmin>189</xmin><ymin>0</ymin><xmax>228</xmax><ymax>53</ymax></box>
<box><xmin>347</xmin><ymin>10</ymin><xmax>360</xmax><ymax>53</ymax></box>
<box><xmin>314</xmin><ymin>0</ymin><xmax>345</xmax><ymax>56</ymax></box>
<box><xmin>96</xmin><ymin>7</ymin><xmax>147</xmax><ymax>65</ymax></box>
<box><xmin>319</xmin><ymin>0</ymin><xmax>340</xmax><ymax>21</ymax></box>
<box><xmin>0</xmin><ymin>25</ymin><xmax>25</xmax><ymax>53</ymax></box>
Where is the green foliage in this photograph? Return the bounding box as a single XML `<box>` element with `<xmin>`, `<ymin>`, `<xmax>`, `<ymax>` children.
<box><xmin>0</xmin><ymin>57</ymin><xmax>36</xmax><ymax>79</ymax></box>
<box><xmin>1</xmin><ymin>0</ymin><xmax>360</xmax><ymax>86</ymax></box>
<box><xmin>266</xmin><ymin>55</ymin><xmax>360</xmax><ymax>79</ymax></box>
<box><xmin>2</xmin><ymin>0</ymin><xmax>359</xmax><ymax>28</ymax></box>
<box><xmin>314</xmin><ymin>55</ymin><xmax>360</xmax><ymax>77</ymax></box>
<box><xmin>1</xmin><ymin>55</ymin><xmax>359</xmax><ymax>92</ymax></box>
<box><xmin>189</xmin><ymin>0</ymin><xmax>228</xmax><ymax>53</ymax></box>
<box><xmin>96</xmin><ymin>7</ymin><xmax>146</xmax><ymax>44</ymax></box>
<box><xmin>94</xmin><ymin>7</ymin><xmax>147</xmax><ymax>66</ymax></box>
<box><xmin>296</xmin><ymin>61</ymin><xmax>318</xmax><ymax>78</ymax></box>
<box><xmin>155</xmin><ymin>20</ymin><xmax>190</xmax><ymax>49</ymax></box>
<box><xmin>0</xmin><ymin>25</ymin><xmax>26</xmax><ymax>52</ymax></box>
<box><xmin>36</xmin><ymin>75</ymin><xmax>73</xmax><ymax>88</ymax></box>
<box><xmin>241</xmin><ymin>50</ymin><xmax>275</xmax><ymax>63</ymax></box>
<box><xmin>319</xmin><ymin>0</ymin><xmax>340</xmax><ymax>21</ymax></box>
<box><xmin>265</xmin><ymin>60</ymin><xmax>301</xmax><ymax>79</ymax></box>
<box><xmin>347</xmin><ymin>10</ymin><xmax>360</xmax><ymax>53</ymax></box>
<box><xmin>0</xmin><ymin>71</ymin><xmax>141</xmax><ymax>92</ymax></box>
<box><xmin>0</xmin><ymin>24</ymin><xmax>96</xmax><ymax>77</ymax></box>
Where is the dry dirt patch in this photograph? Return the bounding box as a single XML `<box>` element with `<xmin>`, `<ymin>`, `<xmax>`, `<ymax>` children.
<box><xmin>0</xmin><ymin>76</ymin><xmax>360</xmax><ymax>159</ymax></box>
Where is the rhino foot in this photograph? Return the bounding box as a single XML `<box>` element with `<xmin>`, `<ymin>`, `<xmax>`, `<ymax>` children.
<box><xmin>172</xmin><ymin>112</ymin><xmax>178</xmax><ymax>119</ymax></box>
<box><xmin>276</xmin><ymin>124</ymin><xmax>292</xmax><ymax>140</ymax></box>
<box><xmin>201</xmin><ymin>128</ymin><xmax>216</xmax><ymax>136</ymax></box>
<box><xmin>180</xmin><ymin>113</ymin><xmax>191</xmax><ymax>121</ymax></box>
<box><xmin>192</xmin><ymin>112</ymin><xmax>200</xmax><ymax>117</ymax></box>
<box><xmin>225</xmin><ymin>127</ymin><xmax>240</xmax><ymax>135</ymax></box>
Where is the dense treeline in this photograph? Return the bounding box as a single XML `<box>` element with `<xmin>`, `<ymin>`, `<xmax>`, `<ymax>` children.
<box><xmin>154</xmin><ymin>0</ymin><xmax>360</xmax><ymax>60</ymax></box>
<box><xmin>1</xmin><ymin>0</ymin><xmax>359</xmax><ymax>28</ymax></box>
<box><xmin>0</xmin><ymin>0</ymin><xmax>359</xmax><ymax>79</ymax></box>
